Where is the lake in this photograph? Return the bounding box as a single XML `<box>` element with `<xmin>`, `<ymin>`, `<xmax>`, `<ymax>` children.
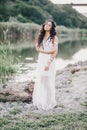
<box><xmin>11</xmin><ymin>39</ymin><xmax>87</xmax><ymax>82</ymax></box>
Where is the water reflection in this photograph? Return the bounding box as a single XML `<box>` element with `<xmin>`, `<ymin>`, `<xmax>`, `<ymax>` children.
<box><xmin>12</xmin><ymin>47</ymin><xmax>37</xmax><ymax>63</ymax></box>
<box><xmin>56</xmin><ymin>48</ymin><xmax>87</xmax><ymax>70</ymax></box>
<box><xmin>58</xmin><ymin>39</ymin><xmax>87</xmax><ymax>59</ymax></box>
<box><xmin>72</xmin><ymin>48</ymin><xmax>87</xmax><ymax>61</ymax></box>
<box><xmin>12</xmin><ymin>39</ymin><xmax>87</xmax><ymax>63</ymax></box>
<box><xmin>10</xmin><ymin>39</ymin><xmax>87</xmax><ymax>82</ymax></box>
<box><xmin>55</xmin><ymin>39</ymin><xmax>87</xmax><ymax>69</ymax></box>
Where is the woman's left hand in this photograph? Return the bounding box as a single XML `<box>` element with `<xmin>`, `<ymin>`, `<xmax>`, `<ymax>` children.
<box><xmin>44</xmin><ymin>65</ymin><xmax>49</xmax><ymax>71</ymax></box>
<box><xmin>44</xmin><ymin>62</ymin><xmax>50</xmax><ymax>71</ymax></box>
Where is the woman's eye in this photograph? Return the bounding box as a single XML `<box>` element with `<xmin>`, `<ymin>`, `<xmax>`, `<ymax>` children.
<box><xmin>47</xmin><ymin>25</ymin><xmax>51</xmax><ymax>27</ymax></box>
<box><xmin>48</xmin><ymin>24</ymin><xmax>52</xmax><ymax>27</ymax></box>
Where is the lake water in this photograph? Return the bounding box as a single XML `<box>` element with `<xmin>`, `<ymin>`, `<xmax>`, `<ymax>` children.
<box><xmin>11</xmin><ymin>39</ymin><xmax>87</xmax><ymax>82</ymax></box>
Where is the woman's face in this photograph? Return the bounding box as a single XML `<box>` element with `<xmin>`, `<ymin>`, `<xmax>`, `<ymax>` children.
<box><xmin>44</xmin><ymin>21</ymin><xmax>52</xmax><ymax>31</ymax></box>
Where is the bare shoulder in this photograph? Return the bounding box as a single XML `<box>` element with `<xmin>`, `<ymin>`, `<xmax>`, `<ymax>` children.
<box><xmin>53</xmin><ymin>36</ymin><xmax>58</xmax><ymax>45</ymax></box>
<box><xmin>54</xmin><ymin>35</ymin><xmax>58</xmax><ymax>41</ymax></box>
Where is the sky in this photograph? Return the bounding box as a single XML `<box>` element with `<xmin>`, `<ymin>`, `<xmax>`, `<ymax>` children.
<box><xmin>50</xmin><ymin>0</ymin><xmax>87</xmax><ymax>13</ymax></box>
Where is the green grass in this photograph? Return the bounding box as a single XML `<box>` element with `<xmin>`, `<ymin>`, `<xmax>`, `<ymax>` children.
<box><xmin>0</xmin><ymin>43</ymin><xmax>18</xmax><ymax>84</ymax></box>
<box><xmin>0</xmin><ymin>112</ymin><xmax>87</xmax><ymax>130</ymax></box>
<box><xmin>9</xmin><ymin>108</ymin><xmax>22</xmax><ymax>115</ymax></box>
<box><xmin>0</xmin><ymin>92</ymin><xmax>86</xmax><ymax>130</ymax></box>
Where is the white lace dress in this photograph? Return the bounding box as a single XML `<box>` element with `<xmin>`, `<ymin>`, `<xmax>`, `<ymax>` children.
<box><xmin>32</xmin><ymin>37</ymin><xmax>57</xmax><ymax>110</ymax></box>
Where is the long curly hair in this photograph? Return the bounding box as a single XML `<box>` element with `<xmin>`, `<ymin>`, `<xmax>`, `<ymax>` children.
<box><xmin>36</xmin><ymin>19</ymin><xmax>57</xmax><ymax>46</ymax></box>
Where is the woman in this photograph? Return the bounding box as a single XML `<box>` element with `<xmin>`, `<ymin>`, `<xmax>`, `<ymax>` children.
<box><xmin>32</xmin><ymin>19</ymin><xmax>58</xmax><ymax>110</ymax></box>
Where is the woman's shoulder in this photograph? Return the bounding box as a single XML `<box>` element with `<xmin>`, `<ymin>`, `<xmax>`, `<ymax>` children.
<box><xmin>54</xmin><ymin>35</ymin><xmax>58</xmax><ymax>40</ymax></box>
<box><xmin>52</xmin><ymin>35</ymin><xmax>58</xmax><ymax>44</ymax></box>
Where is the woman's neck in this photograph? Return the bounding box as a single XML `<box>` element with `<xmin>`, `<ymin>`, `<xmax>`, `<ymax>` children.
<box><xmin>45</xmin><ymin>31</ymin><xmax>50</xmax><ymax>37</ymax></box>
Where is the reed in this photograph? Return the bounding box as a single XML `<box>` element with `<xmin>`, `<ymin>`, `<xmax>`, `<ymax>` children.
<box><xmin>0</xmin><ymin>42</ymin><xmax>18</xmax><ymax>84</ymax></box>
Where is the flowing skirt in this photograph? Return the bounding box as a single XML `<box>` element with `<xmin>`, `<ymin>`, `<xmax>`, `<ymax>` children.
<box><xmin>32</xmin><ymin>53</ymin><xmax>57</xmax><ymax>110</ymax></box>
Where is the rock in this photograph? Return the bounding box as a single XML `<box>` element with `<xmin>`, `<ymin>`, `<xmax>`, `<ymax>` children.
<box><xmin>0</xmin><ymin>81</ymin><xmax>34</xmax><ymax>102</ymax></box>
<box><xmin>64</xmin><ymin>60</ymin><xmax>87</xmax><ymax>74</ymax></box>
<box><xmin>70</xmin><ymin>66</ymin><xmax>81</xmax><ymax>74</ymax></box>
<box><xmin>68</xmin><ymin>65</ymin><xmax>87</xmax><ymax>74</ymax></box>
<box><xmin>24</xmin><ymin>81</ymin><xmax>35</xmax><ymax>94</ymax></box>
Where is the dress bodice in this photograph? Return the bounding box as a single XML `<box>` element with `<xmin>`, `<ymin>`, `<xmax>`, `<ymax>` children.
<box><xmin>41</xmin><ymin>37</ymin><xmax>54</xmax><ymax>51</ymax></box>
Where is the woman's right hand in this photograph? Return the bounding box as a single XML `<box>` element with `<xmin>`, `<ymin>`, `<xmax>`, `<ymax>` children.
<box><xmin>36</xmin><ymin>46</ymin><xmax>40</xmax><ymax>52</ymax></box>
<box><xmin>36</xmin><ymin>46</ymin><xmax>44</xmax><ymax>53</ymax></box>
<box><xmin>36</xmin><ymin>44</ymin><xmax>55</xmax><ymax>54</ymax></box>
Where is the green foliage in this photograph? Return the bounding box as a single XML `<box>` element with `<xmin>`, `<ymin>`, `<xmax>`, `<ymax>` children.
<box><xmin>0</xmin><ymin>0</ymin><xmax>87</xmax><ymax>28</ymax></box>
<box><xmin>17</xmin><ymin>14</ymin><xmax>28</xmax><ymax>23</ymax></box>
<box><xmin>0</xmin><ymin>112</ymin><xmax>87</xmax><ymax>129</ymax></box>
<box><xmin>0</xmin><ymin>43</ymin><xmax>18</xmax><ymax>84</ymax></box>
<box><xmin>0</xmin><ymin>0</ymin><xmax>8</xmax><ymax>3</ymax></box>
<box><xmin>9</xmin><ymin>108</ymin><xmax>22</xmax><ymax>115</ymax></box>
<box><xmin>0</xmin><ymin>22</ymin><xmax>39</xmax><ymax>44</ymax></box>
<box><xmin>0</xmin><ymin>22</ymin><xmax>87</xmax><ymax>46</ymax></box>
<box><xmin>13</xmin><ymin>0</ymin><xmax>52</xmax><ymax>24</ymax></box>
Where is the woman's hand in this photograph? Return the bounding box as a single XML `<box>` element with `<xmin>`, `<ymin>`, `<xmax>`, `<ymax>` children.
<box><xmin>36</xmin><ymin>45</ymin><xmax>44</xmax><ymax>53</ymax></box>
<box><xmin>36</xmin><ymin>47</ymin><xmax>55</xmax><ymax>54</ymax></box>
<box><xmin>36</xmin><ymin>46</ymin><xmax>40</xmax><ymax>52</ymax></box>
<box><xmin>36</xmin><ymin>44</ymin><xmax>55</xmax><ymax>54</ymax></box>
<box><xmin>44</xmin><ymin>64</ymin><xmax>50</xmax><ymax>71</ymax></box>
<box><xmin>44</xmin><ymin>61</ymin><xmax>51</xmax><ymax>71</ymax></box>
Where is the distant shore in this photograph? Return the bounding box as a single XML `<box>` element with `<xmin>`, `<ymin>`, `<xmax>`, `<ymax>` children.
<box><xmin>0</xmin><ymin>22</ymin><xmax>87</xmax><ymax>45</ymax></box>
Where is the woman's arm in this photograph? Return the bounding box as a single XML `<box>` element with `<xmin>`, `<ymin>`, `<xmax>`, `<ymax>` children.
<box><xmin>44</xmin><ymin>36</ymin><xmax>58</xmax><ymax>71</ymax></box>
<box><xmin>35</xmin><ymin>43</ymin><xmax>56</xmax><ymax>54</ymax></box>
<box><xmin>51</xmin><ymin>36</ymin><xmax>58</xmax><ymax>57</ymax></box>
<box><xmin>48</xmin><ymin>36</ymin><xmax>58</xmax><ymax>62</ymax></box>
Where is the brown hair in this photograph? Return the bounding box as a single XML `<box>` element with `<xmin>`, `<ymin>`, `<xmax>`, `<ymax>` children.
<box><xmin>35</xmin><ymin>19</ymin><xmax>57</xmax><ymax>46</ymax></box>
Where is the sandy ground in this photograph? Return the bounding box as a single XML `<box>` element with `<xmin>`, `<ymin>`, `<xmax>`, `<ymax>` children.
<box><xmin>0</xmin><ymin>61</ymin><xmax>87</xmax><ymax>117</ymax></box>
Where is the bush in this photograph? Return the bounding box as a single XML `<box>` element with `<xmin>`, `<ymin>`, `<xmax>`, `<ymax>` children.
<box><xmin>17</xmin><ymin>14</ymin><xmax>29</xmax><ymax>23</ymax></box>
